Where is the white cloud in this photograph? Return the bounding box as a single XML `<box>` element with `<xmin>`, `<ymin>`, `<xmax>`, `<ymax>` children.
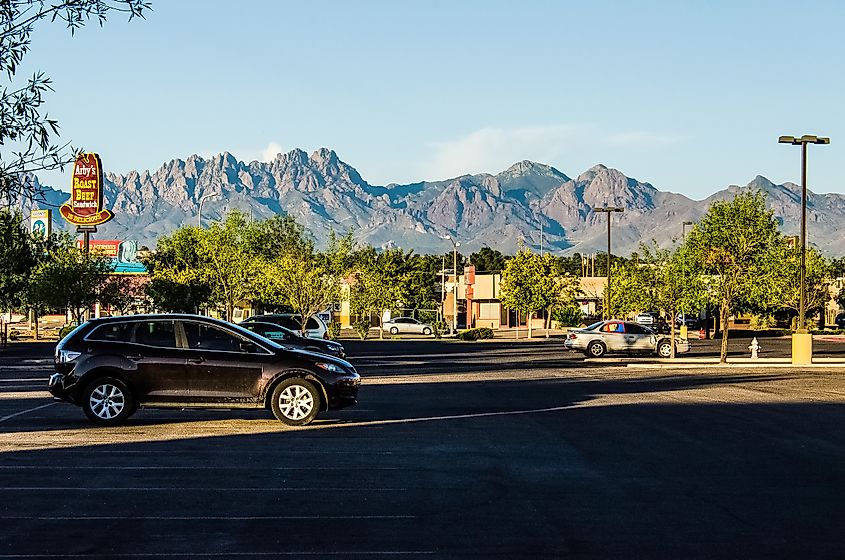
<box><xmin>420</xmin><ymin>124</ymin><xmax>685</xmax><ymax>180</ymax></box>
<box><xmin>422</xmin><ymin>124</ymin><xmax>590</xmax><ymax>180</ymax></box>
<box><xmin>260</xmin><ymin>142</ymin><xmax>285</xmax><ymax>162</ymax></box>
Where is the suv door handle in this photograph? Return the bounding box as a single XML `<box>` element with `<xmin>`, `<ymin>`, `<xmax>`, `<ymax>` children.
<box><xmin>188</xmin><ymin>356</ymin><xmax>205</xmax><ymax>364</ymax></box>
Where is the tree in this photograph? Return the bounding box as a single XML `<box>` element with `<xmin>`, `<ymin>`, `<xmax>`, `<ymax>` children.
<box><xmin>768</xmin><ymin>243</ymin><xmax>831</xmax><ymax>326</ymax></box>
<box><xmin>350</xmin><ymin>269</ymin><xmax>401</xmax><ymax>340</ymax></box>
<box><xmin>1</xmin><ymin>0</ymin><xmax>149</xmax><ymax>202</ymax></box>
<box><xmin>98</xmin><ymin>275</ymin><xmax>146</xmax><ymax>315</ymax></box>
<box><xmin>143</xmin><ymin>226</ymin><xmax>212</xmax><ymax>313</ymax></box>
<box><xmin>470</xmin><ymin>247</ymin><xmax>509</xmax><ymax>272</ymax></box>
<box><xmin>196</xmin><ymin>211</ymin><xmax>262</xmax><ymax>321</ymax></box>
<box><xmin>684</xmin><ymin>191</ymin><xmax>782</xmax><ymax>363</ymax></box>
<box><xmin>27</xmin><ymin>236</ymin><xmax>113</xmax><ymax>324</ymax></box>
<box><xmin>500</xmin><ymin>249</ymin><xmax>575</xmax><ymax>338</ymax></box>
<box><xmin>0</xmin><ymin>208</ymin><xmax>35</xmax><ymax>313</ymax></box>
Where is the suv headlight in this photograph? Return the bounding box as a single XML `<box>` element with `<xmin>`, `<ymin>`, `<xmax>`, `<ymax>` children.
<box><xmin>315</xmin><ymin>362</ymin><xmax>345</xmax><ymax>374</ymax></box>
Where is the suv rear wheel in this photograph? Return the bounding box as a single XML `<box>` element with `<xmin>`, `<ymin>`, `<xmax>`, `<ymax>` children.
<box><xmin>81</xmin><ymin>376</ymin><xmax>135</xmax><ymax>425</ymax></box>
<box><xmin>271</xmin><ymin>378</ymin><xmax>321</xmax><ymax>426</ymax></box>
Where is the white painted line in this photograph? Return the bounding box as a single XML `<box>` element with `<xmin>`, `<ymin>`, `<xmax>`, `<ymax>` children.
<box><xmin>0</xmin><ymin>379</ymin><xmax>46</xmax><ymax>383</ymax></box>
<box><xmin>0</xmin><ymin>466</ymin><xmax>400</xmax><ymax>471</ymax></box>
<box><xmin>0</xmin><ymin>553</ymin><xmax>434</xmax><ymax>558</ymax></box>
<box><xmin>2</xmin><ymin>487</ymin><xmax>407</xmax><ymax>491</ymax></box>
<box><xmin>0</xmin><ymin>402</ymin><xmax>56</xmax><ymax>423</ymax></box>
<box><xmin>0</xmin><ymin>515</ymin><xmax>415</xmax><ymax>521</ymax></box>
<box><xmin>0</xmin><ymin>385</ymin><xmax>44</xmax><ymax>390</ymax></box>
<box><xmin>15</xmin><ymin>449</ymin><xmax>395</xmax><ymax>455</ymax></box>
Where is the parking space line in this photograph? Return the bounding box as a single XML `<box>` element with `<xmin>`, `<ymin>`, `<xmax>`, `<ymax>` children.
<box><xmin>2</xmin><ymin>487</ymin><xmax>407</xmax><ymax>491</ymax></box>
<box><xmin>0</xmin><ymin>553</ymin><xmax>435</xmax><ymax>558</ymax></box>
<box><xmin>0</xmin><ymin>402</ymin><xmax>56</xmax><ymax>423</ymax></box>
<box><xmin>0</xmin><ymin>515</ymin><xmax>415</xmax><ymax>520</ymax></box>
<box><xmin>0</xmin><ymin>466</ymin><xmax>400</xmax><ymax>470</ymax></box>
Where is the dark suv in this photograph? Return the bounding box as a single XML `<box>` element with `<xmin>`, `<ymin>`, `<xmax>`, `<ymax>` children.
<box><xmin>49</xmin><ymin>314</ymin><xmax>359</xmax><ymax>426</ymax></box>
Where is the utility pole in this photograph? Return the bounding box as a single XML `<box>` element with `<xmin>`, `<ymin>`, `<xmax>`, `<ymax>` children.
<box><xmin>445</xmin><ymin>235</ymin><xmax>461</xmax><ymax>333</ymax></box>
<box><xmin>593</xmin><ymin>206</ymin><xmax>624</xmax><ymax>320</ymax></box>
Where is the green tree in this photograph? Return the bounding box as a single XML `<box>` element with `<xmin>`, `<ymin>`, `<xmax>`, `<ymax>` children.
<box><xmin>27</xmin><ymin>236</ymin><xmax>113</xmax><ymax>324</ymax></box>
<box><xmin>196</xmin><ymin>211</ymin><xmax>262</xmax><ymax>320</ymax></box>
<box><xmin>143</xmin><ymin>226</ymin><xmax>212</xmax><ymax>313</ymax></box>
<box><xmin>98</xmin><ymin>275</ymin><xmax>146</xmax><ymax>316</ymax></box>
<box><xmin>500</xmin><ymin>249</ymin><xmax>574</xmax><ymax>338</ymax></box>
<box><xmin>0</xmin><ymin>209</ymin><xmax>35</xmax><ymax>313</ymax></box>
<box><xmin>469</xmin><ymin>247</ymin><xmax>509</xmax><ymax>272</ymax></box>
<box><xmin>768</xmin><ymin>243</ymin><xmax>831</xmax><ymax>326</ymax></box>
<box><xmin>1</xmin><ymin>1</ymin><xmax>149</xmax><ymax>202</ymax></box>
<box><xmin>350</xmin><ymin>269</ymin><xmax>401</xmax><ymax>340</ymax></box>
<box><xmin>684</xmin><ymin>191</ymin><xmax>782</xmax><ymax>363</ymax></box>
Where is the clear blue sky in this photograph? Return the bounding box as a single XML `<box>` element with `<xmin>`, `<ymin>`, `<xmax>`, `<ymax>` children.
<box><xmin>20</xmin><ymin>0</ymin><xmax>844</xmax><ymax>198</ymax></box>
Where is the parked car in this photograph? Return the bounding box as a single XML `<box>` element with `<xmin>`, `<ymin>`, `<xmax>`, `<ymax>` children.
<box><xmin>564</xmin><ymin>320</ymin><xmax>690</xmax><ymax>358</ymax></box>
<box><xmin>49</xmin><ymin>314</ymin><xmax>359</xmax><ymax>426</ymax></box>
<box><xmin>835</xmin><ymin>313</ymin><xmax>845</xmax><ymax>329</ymax></box>
<box><xmin>242</xmin><ymin>313</ymin><xmax>328</xmax><ymax>339</ymax></box>
<box><xmin>634</xmin><ymin>312</ymin><xmax>659</xmax><ymax>326</ymax></box>
<box><xmin>382</xmin><ymin>317</ymin><xmax>433</xmax><ymax>335</ymax></box>
<box><xmin>242</xmin><ymin>321</ymin><xmax>346</xmax><ymax>358</ymax></box>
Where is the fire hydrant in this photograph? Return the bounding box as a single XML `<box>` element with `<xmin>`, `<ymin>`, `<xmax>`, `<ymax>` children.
<box><xmin>748</xmin><ymin>337</ymin><xmax>761</xmax><ymax>359</ymax></box>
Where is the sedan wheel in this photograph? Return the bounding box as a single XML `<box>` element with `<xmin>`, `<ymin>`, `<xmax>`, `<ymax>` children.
<box><xmin>389</xmin><ymin>327</ymin><xmax>399</xmax><ymax>335</ymax></box>
<box><xmin>422</xmin><ymin>327</ymin><xmax>432</xmax><ymax>335</ymax></box>
<box><xmin>587</xmin><ymin>341</ymin><xmax>606</xmax><ymax>358</ymax></box>
<box><xmin>271</xmin><ymin>378</ymin><xmax>320</xmax><ymax>426</ymax></box>
<box><xmin>657</xmin><ymin>340</ymin><xmax>673</xmax><ymax>358</ymax></box>
<box><xmin>82</xmin><ymin>377</ymin><xmax>135</xmax><ymax>425</ymax></box>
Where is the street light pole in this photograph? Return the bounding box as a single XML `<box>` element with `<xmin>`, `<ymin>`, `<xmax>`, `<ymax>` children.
<box><xmin>594</xmin><ymin>205</ymin><xmax>624</xmax><ymax>320</ymax></box>
<box><xmin>446</xmin><ymin>235</ymin><xmax>461</xmax><ymax>333</ymax></box>
<box><xmin>197</xmin><ymin>193</ymin><xmax>219</xmax><ymax>228</ymax></box>
<box><xmin>778</xmin><ymin>135</ymin><xmax>830</xmax><ymax>333</ymax></box>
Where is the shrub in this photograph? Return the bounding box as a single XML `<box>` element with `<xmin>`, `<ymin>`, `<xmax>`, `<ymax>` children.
<box><xmin>553</xmin><ymin>305</ymin><xmax>583</xmax><ymax>327</ymax></box>
<box><xmin>58</xmin><ymin>324</ymin><xmax>78</xmax><ymax>340</ymax></box>
<box><xmin>750</xmin><ymin>314</ymin><xmax>776</xmax><ymax>330</ymax></box>
<box><xmin>456</xmin><ymin>327</ymin><xmax>495</xmax><ymax>341</ymax></box>
<box><xmin>326</xmin><ymin>320</ymin><xmax>341</xmax><ymax>340</ymax></box>
<box><xmin>353</xmin><ymin>319</ymin><xmax>370</xmax><ymax>340</ymax></box>
<box><xmin>432</xmin><ymin>320</ymin><xmax>447</xmax><ymax>339</ymax></box>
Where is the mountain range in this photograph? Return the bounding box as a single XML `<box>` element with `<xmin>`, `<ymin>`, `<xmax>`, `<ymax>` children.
<box><xmin>17</xmin><ymin>148</ymin><xmax>845</xmax><ymax>256</ymax></box>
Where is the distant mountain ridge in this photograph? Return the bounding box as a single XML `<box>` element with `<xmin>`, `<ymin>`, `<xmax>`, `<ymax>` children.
<box><xmin>16</xmin><ymin>148</ymin><xmax>845</xmax><ymax>256</ymax></box>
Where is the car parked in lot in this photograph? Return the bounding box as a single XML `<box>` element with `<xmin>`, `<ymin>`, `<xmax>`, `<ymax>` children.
<box><xmin>565</xmin><ymin>320</ymin><xmax>690</xmax><ymax>358</ymax></box>
<box><xmin>49</xmin><ymin>314</ymin><xmax>359</xmax><ymax>426</ymax></box>
<box><xmin>241</xmin><ymin>321</ymin><xmax>346</xmax><ymax>358</ymax></box>
<box><xmin>382</xmin><ymin>317</ymin><xmax>433</xmax><ymax>335</ymax></box>
<box><xmin>241</xmin><ymin>314</ymin><xmax>328</xmax><ymax>339</ymax></box>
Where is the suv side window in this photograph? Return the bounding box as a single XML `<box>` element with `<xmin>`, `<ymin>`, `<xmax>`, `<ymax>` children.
<box><xmin>87</xmin><ymin>322</ymin><xmax>133</xmax><ymax>342</ymax></box>
<box><xmin>182</xmin><ymin>322</ymin><xmax>241</xmax><ymax>352</ymax></box>
<box><xmin>132</xmin><ymin>321</ymin><xmax>178</xmax><ymax>348</ymax></box>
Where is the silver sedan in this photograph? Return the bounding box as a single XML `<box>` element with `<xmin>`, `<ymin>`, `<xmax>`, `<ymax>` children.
<box><xmin>564</xmin><ymin>320</ymin><xmax>690</xmax><ymax>358</ymax></box>
<box><xmin>382</xmin><ymin>317</ymin><xmax>433</xmax><ymax>335</ymax></box>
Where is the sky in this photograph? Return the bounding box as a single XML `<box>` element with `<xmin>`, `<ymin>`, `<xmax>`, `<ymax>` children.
<box><xmin>18</xmin><ymin>0</ymin><xmax>845</xmax><ymax>199</ymax></box>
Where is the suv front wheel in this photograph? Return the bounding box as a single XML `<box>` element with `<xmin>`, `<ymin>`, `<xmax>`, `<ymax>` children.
<box><xmin>81</xmin><ymin>376</ymin><xmax>135</xmax><ymax>425</ymax></box>
<box><xmin>271</xmin><ymin>378</ymin><xmax>321</xmax><ymax>426</ymax></box>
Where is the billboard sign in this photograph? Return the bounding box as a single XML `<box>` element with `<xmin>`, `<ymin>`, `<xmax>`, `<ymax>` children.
<box><xmin>59</xmin><ymin>153</ymin><xmax>114</xmax><ymax>227</ymax></box>
<box><xmin>30</xmin><ymin>209</ymin><xmax>52</xmax><ymax>238</ymax></box>
<box><xmin>76</xmin><ymin>239</ymin><xmax>147</xmax><ymax>274</ymax></box>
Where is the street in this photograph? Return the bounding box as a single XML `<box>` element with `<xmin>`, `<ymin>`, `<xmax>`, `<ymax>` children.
<box><xmin>1</xmin><ymin>339</ymin><xmax>844</xmax><ymax>558</ymax></box>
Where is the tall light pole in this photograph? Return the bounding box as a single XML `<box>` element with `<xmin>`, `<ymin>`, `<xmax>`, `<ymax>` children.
<box><xmin>197</xmin><ymin>193</ymin><xmax>220</xmax><ymax>228</ymax></box>
<box><xmin>446</xmin><ymin>235</ymin><xmax>460</xmax><ymax>333</ymax></box>
<box><xmin>594</xmin><ymin>205</ymin><xmax>624</xmax><ymax>320</ymax></box>
<box><xmin>779</xmin><ymin>134</ymin><xmax>830</xmax><ymax>364</ymax></box>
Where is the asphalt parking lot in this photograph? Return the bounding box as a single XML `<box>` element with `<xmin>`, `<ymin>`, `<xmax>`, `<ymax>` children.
<box><xmin>1</xmin><ymin>339</ymin><xmax>845</xmax><ymax>559</ymax></box>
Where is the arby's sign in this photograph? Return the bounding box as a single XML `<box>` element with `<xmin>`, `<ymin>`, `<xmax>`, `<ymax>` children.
<box><xmin>59</xmin><ymin>153</ymin><xmax>114</xmax><ymax>227</ymax></box>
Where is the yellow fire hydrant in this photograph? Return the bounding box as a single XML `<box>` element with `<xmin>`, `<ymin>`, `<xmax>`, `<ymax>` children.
<box><xmin>748</xmin><ymin>337</ymin><xmax>761</xmax><ymax>359</ymax></box>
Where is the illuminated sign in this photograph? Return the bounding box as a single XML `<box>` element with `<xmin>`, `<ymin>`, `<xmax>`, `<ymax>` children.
<box><xmin>30</xmin><ymin>209</ymin><xmax>52</xmax><ymax>238</ymax></box>
<box><xmin>59</xmin><ymin>153</ymin><xmax>114</xmax><ymax>227</ymax></box>
<box><xmin>76</xmin><ymin>240</ymin><xmax>147</xmax><ymax>274</ymax></box>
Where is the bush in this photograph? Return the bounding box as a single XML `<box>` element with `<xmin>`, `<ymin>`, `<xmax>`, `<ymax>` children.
<box><xmin>353</xmin><ymin>319</ymin><xmax>370</xmax><ymax>340</ymax></box>
<box><xmin>58</xmin><ymin>323</ymin><xmax>78</xmax><ymax>340</ymax></box>
<box><xmin>326</xmin><ymin>320</ymin><xmax>341</xmax><ymax>340</ymax></box>
<box><xmin>432</xmin><ymin>320</ymin><xmax>447</xmax><ymax>339</ymax></box>
<box><xmin>553</xmin><ymin>305</ymin><xmax>583</xmax><ymax>327</ymax></box>
<box><xmin>456</xmin><ymin>327</ymin><xmax>495</xmax><ymax>341</ymax></box>
<box><xmin>750</xmin><ymin>314</ymin><xmax>776</xmax><ymax>330</ymax></box>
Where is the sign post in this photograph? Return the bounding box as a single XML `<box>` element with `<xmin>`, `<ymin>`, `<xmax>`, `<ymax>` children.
<box><xmin>59</xmin><ymin>153</ymin><xmax>114</xmax><ymax>252</ymax></box>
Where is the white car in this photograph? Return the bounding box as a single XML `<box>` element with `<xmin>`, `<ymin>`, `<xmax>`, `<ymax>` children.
<box><xmin>382</xmin><ymin>317</ymin><xmax>433</xmax><ymax>336</ymax></box>
<box><xmin>241</xmin><ymin>314</ymin><xmax>328</xmax><ymax>339</ymax></box>
<box><xmin>565</xmin><ymin>320</ymin><xmax>690</xmax><ymax>358</ymax></box>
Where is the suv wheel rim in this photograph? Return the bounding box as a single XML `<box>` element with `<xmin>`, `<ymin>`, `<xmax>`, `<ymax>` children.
<box><xmin>279</xmin><ymin>385</ymin><xmax>314</xmax><ymax>420</ymax></box>
<box><xmin>89</xmin><ymin>384</ymin><xmax>125</xmax><ymax>419</ymax></box>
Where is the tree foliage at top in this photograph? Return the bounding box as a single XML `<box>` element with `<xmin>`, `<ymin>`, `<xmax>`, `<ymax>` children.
<box><xmin>684</xmin><ymin>191</ymin><xmax>783</xmax><ymax>362</ymax></box>
<box><xmin>1</xmin><ymin>0</ymin><xmax>149</xmax><ymax>202</ymax></box>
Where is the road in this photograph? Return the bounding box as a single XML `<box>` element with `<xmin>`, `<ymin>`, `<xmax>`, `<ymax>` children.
<box><xmin>1</xmin><ymin>340</ymin><xmax>844</xmax><ymax>558</ymax></box>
